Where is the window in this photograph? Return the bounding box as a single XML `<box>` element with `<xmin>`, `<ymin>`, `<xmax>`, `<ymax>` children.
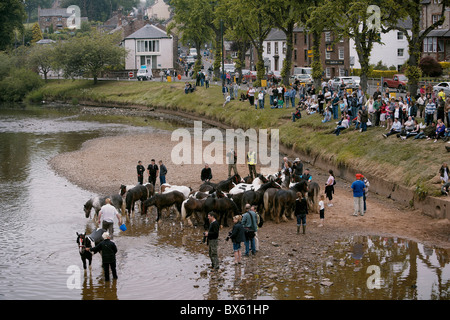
<box><xmin>339</xmin><ymin>68</ymin><xmax>345</xmax><ymax>77</ymax></box>
<box><xmin>432</xmin><ymin>15</ymin><xmax>442</xmax><ymax>28</ymax></box>
<box><xmin>326</xmin><ymin>67</ymin><xmax>331</xmax><ymax>78</ymax></box>
<box><xmin>326</xmin><ymin>51</ymin><xmax>331</xmax><ymax>59</ymax></box>
<box><xmin>339</xmin><ymin>47</ymin><xmax>344</xmax><ymax>60</ymax></box>
<box><xmin>325</xmin><ymin>32</ymin><xmax>331</xmax><ymax>42</ymax></box>
<box><xmin>397</xmin><ymin>32</ymin><xmax>404</xmax><ymax>40</ymax></box>
<box><xmin>294</xmin><ymin>49</ymin><xmax>297</xmax><ymax>61</ymax></box>
<box><xmin>267</xmin><ymin>42</ymin><xmax>271</xmax><ymax>54</ymax></box>
<box><xmin>282</xmin><ymin>42</ymin><xmax>286</xmax><ymax>54</ymax></box>
<box><xmin>274</xmin><ymin>42</ymin><xmax>279</xmax><ymax>55</ymax></box>
<box><xmin>398</xmin><ymin>48</ymin><xmax>404</xmax><ymax>56</ymax></box>
<box><xmin>136</xmin><ymin>40</ymin><xmax>160</xmax><ymax>53</ymax></box>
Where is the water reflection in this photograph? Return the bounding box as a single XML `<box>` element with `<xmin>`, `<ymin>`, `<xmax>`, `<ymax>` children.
<box><xmin>271</xmin><ymin>235</ymin><xmax>449</xmax><ymax>300</ymax></box>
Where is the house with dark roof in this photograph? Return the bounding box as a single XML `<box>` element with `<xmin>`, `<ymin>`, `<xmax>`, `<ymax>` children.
<box><xmin>123</xmin><ymin>24</ymin><xmax>174</xmax><ymax>71</ymax></box>
<box><xmin>421</xmin><ymin>0</ymin><xmax>450</xmax><ymax>62</ymax></box>
<box><xmin>38</xmin><ymin>6</ymin><xmax>87</xmax><ymax>32</ymax></box>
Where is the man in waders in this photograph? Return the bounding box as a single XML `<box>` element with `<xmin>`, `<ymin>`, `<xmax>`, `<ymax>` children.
<box><xmin>247</xmin><ymin>148</ymin><xmax>257</xmax><ymax>180</ymax></box>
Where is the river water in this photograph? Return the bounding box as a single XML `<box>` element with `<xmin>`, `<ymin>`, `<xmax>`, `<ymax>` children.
<box><xmin>0</xmin><ymin>104</ymin><xmax>449</xmax><ymax>300</ymax></box>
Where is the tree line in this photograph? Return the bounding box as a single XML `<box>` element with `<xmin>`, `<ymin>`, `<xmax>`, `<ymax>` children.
<box><xmin>169</xmin><ymin>0</ymin><xmax>449</xmax><ymax>94</ymax></box>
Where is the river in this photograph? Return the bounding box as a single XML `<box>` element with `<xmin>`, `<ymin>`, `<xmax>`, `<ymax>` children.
<box><xmin>0</xmin><ymin>103</ymin><xmax>448</xmax><ymax>300</ymax></box>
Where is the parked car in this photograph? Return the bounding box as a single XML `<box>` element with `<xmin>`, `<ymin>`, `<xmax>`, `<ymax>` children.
<box><xmin>243</xmin><ymin>71</ymin><xmax>257</xmax><ymax>83</ymax></box>
<box><xmin>330</xmin><ymin>77</ymin><xmax>356</xmax><ymax>91</ymax></box>
<box><xmin>290</xmin><ymin>73</ymin><xmax>313</xmax><ymax>84</ymax></box>
<box><xmin>136</xmin><ymin>66</ymin><xmax>153</xmax><ymax>81</ymax></box>
<box><xmin>267</xmin><ymin>71</ymin><xmax>282</xmax><ymax>81</ymax></box>
<box><xmin>433</xmin><ymin>82</ymin><xmax>450</xmax><ymax>96</ymax></box>
<box><xmin>348</xmin><ymin>76</ymin><xmax>361</xmax><ymax>87</ymax></box>
<box><xmin>383</xmin><ymin>74</ymin><xmax>408</xmax><ymax>92</ymax></box>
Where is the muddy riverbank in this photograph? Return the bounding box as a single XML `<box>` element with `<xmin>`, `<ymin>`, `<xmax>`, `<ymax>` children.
<box><xmin>49</xmin><ymin>105</ymin><xmax>450</xmax><ymax>252</ymax></box>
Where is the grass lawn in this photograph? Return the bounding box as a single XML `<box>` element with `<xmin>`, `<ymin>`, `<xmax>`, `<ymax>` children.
<box><xmin>34</xmin><ymin>79</ymin><xmax>448</xmax><ymax>197</ymax></box>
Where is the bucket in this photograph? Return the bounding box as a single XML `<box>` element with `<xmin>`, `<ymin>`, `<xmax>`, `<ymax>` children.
<box><xmin>119</xmin><ymin>224</ymin><xmax>127</xmax><ymax>232</ymax></box>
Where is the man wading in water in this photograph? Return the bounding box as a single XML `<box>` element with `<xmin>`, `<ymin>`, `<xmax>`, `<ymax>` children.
<box><xmin>204</xmin><ymin>212</ymin><xmax>220</xmax><ymax>270</ymax></box>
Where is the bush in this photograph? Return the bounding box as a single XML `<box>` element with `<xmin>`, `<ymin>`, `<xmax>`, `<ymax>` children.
<box><xmin>419</xmin><ymin>56</ymin><xmax>443</xmax><ymax>77</ymax></box>
<box><xmin>0</xmin><ymin>68</ymin><xmax>44</xmax><ymax>102</ymax></box>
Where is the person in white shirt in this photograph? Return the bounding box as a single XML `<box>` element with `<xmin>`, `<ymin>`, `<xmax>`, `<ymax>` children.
<box><xmin>318</xmin><ymin>194</ymin><xmax>325</xmax><ymax>227</ymax></box>
<box><xmin>98</xmin><ymin>198</ymin><xmax>122</xmax><ymax>238</ymax></box>
<box><xmin>383</xmin><ymin>118</ymin><xmax>402</xmax><ymax>138</ymax></box>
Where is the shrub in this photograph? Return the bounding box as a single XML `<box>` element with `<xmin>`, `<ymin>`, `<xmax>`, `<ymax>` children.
<box><xmin>0</xmin><ymin>68</ymin><xmax>43</xmax><ymax>102</ymax></box>
<box><xmin>419</xmin><ymin>56</ymin><xmax>443</xmax><ymax>77</ymax></box>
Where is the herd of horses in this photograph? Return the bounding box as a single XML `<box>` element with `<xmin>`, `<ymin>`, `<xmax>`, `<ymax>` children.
<box><xmin>78</xmin><ymin>170</ymin><xmax>319</xmax><ymax>269</ymax></box>
<box><xmin>82</xmin><ymin>169</ymin><xmax>320</xmax><ymax>230</ymax></box>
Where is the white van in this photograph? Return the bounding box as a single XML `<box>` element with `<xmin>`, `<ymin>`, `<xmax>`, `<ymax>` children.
<box><xmin>189</xmin><ymin>48</ymin><xmax>198</xmax><ymax>58</ymax></box>
<box><xmin>136</xmin><ymin>66</ymin><xmax>153</xmax><ymax>81</ymax></box>
<box><xmin>293</xmin><ymin>67</ymin><xmax>312</xmax><ymax>75</ymax></box>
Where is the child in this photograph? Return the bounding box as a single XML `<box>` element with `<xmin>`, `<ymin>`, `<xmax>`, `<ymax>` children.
<box><xmin>229</xmin><ymin>215</ymin><xmax>245</xmax><ymax>265</ymax></box>
<box><xmin>318</xmin><ymin>194</ymin><xmax>325</xmax><ymax>227</ymax></box>
<box><xmin>380</xmin><ymin>102</ymin><xmax>386</xmax><ymax>127</ymax></box>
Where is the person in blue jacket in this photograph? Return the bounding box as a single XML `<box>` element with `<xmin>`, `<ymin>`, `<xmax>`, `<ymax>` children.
<box><xmin>351</xmin><ymin>174</ymin><xmax>366</xmax><ymax>216</ymax></box>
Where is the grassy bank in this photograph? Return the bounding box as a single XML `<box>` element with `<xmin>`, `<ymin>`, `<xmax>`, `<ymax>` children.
<box><xmin>34</xmin><ymin>79</ymin><xmax>448</xmax><ymax>197</ymax></box>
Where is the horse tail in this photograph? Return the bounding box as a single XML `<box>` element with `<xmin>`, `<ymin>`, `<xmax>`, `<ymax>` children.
<box><xmin>181</xmin><ymin>199</ymin><xmax>188</xmax><ymax>220</ymax></box>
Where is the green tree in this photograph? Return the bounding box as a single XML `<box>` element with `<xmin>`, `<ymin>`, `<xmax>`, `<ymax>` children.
<box><xmin>168</xmin><ymin>0</ymin><xmax>215</xmax><ymax>75</ymax></box>
<box><xmin>31</xmin><ymin>22</ymin><xmax>43</xmax><ymax>44</ymax></box>
<box><xmin>225</xmin><ymin>0</ymin><xmax>272</xmax><ymax>86</ymax></box>
<box><xmin>54</xmin><ymin>30</ymin><xmax>127</xmax><ymax>84</ymax></box>
<box><xmin>309</xmin><ymin>0</ymin><xmax>403</xmax><ymax>91</ymax></box>
<box><xmin>0</xmin><ymin>0</ymin><xmax>26</xmax><ymax>50</ymax></box>
<box><xmin>27</xmin><ymin>43</ymin><xmax>56</xmax><ymax>81</ymax></box>
<box><xmin>265</xmin><ymin>0</ymin><xmax>304</xmax><ymax>86</ymax></box>
<box><xmin>383</xmin><ymin>0</ymin><xmax>448</xmax><ymax>95</ymax></box>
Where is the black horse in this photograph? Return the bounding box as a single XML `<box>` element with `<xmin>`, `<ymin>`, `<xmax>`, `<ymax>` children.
<box><xmin>76</xmin><ymin>228</ymin><xmax>105</xmax><ymax>270</ymax></box>
<box><xmin>199</xmin><ymin>174</ymin><xmax>242</xmax><ymax>193</ymax></box>
<box><xmin>142</xmin><ymin>190</ymin><xmax>185</xmax><ymax>222</ymax></box>
<box><xmin>125</xmin><ymin>184</ymin><xmax>152</xmax><ymax>216</ymax></box>
<box><xmin>273</xmin><ymin>181</ymin><xmax>308</xmax><ymax>223</ymax></box>
<box><xmin>203</xmin><ymin>196</ymin><xmax>240</xmax><ymax>228</ymax></box>
<box><xmin>241</xmin><ymin>180</ymin><xmax>281</xmax><ymax>213</ymax></box>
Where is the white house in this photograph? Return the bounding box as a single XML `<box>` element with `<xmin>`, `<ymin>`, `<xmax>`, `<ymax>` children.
<box><xmin>147</xmin><ymin>0</ymin><xmax>171</xmax><ymax>21</ymax></box>
<box><xmin>262</xmin><ymin>29</ymin><xmax>287</xmax><ymax>72</ymax></box>
<box><xmin>349</xmin><ymin>19</ymin><xmax>412</xmax><ymax>71</ymax></box>
<box><xmin>123</xmin><ymin>24</ymin><xmax>173</xmax><ymax>71</ymax></box>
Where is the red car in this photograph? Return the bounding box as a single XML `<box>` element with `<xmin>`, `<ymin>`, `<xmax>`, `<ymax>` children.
<box><xmin>383</xmin><ymin>74</ymin><xmax>408</xmax><ymax>92</ymax></box>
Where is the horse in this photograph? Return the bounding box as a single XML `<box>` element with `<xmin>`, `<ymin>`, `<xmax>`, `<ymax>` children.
<box><xmin>203</xmin><ymin>197</ymin><xmax>240</xmax><ymax>228</ymax></box>
<box><xmin>125</xmin><ymin>184</ymin><xmax>152</xmax><ymax>217</ymax></box>
<box><xmin>181</xmin><ymin>197</ymin><xmax>207</xmax><ymax>226</ymax></box>
<box><xmin>161</xmin><ymin>183</ymin><xmax>192</xmax><ymax>199</ymax></box>
<box><xmin>83</xmin><ymin>194</ymin><xmax>123</xmax><ymax>219</ymax></box>
<box><xmin>199</xmin><ymin>174</ymin><xmax>242</xmax><ymax>193</ymax></box>
<box><xmin>76</xmin><ymin>228</ymin><xmax>104</xmax><ymax>270</ymax></box>
<box><xmin>306</xmin><ymin>181</ymin><xmax>320</xmax><ymax>214</ymax></box>
<box><xmin>228</xmin><ymin>175</ymin><xmax>267</xmax><ymax>195</ymax></box>
<box><xmin>273</xmin><ymin>181</ymin><xmax>308</xmax><ymax>223</ymax></box>
<box><xmin>263</xmin><ymin>188</ymin><xmax>279</xmax><ymax>221</ymax></box>
<box><xmin>142</xmin><ymin>190</ymin><xmax>185</xmax><ymax>222</ymax></box>
<box><xmin>119</xmin><ymin>184</ymin><xmax>136</xmax><ymax>197</ymax></box>
<box><xmin>240</xmin><ymin>180</ymin><xmax>281</xmax><ymax>213</ymax></box>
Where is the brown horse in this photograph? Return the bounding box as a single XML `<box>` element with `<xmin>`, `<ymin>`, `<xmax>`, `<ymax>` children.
<box><xmin>181</xmin><ymin>197</ymin><xmax>206</xmax><ymax>226</ymax></box>
<box><xmin>142</xmin><ymin>190</ymin><xmax>185</xmax><ymax>222</ymax></box>
<box><xmin>273</xmin><ymin>181</ymin><xmax>308</xmax><ymax>223</ymax></box>
<box><xmin>203</xmin><ymin>196</ymin><xmax>240</xmax><ymax>228</ymax></box>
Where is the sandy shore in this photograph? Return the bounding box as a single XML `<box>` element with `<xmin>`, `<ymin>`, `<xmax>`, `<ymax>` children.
<box><xmin>50</xmin><ymin>130</ymin><xmax>450</xmax><ymax>253</ymax></box>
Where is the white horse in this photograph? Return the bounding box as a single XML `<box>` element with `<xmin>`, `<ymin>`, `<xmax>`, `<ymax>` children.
<box><xmin>228</xmin><ymin>176</ymin><xmax>265</xmax><ymax>195</ymax></box>
<box><xmin>161</xmin><ymin>183</ymin><xmax>191</xmax><ymax>199</ymax></box>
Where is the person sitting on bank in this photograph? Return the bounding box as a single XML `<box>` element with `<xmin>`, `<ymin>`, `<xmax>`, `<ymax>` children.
<box><xmin>382</xmin><ymin>118</ymin><xmax>402</xmax><ymax>138</ymax></box>
<box><xmin>201</xmin><ymin>163</ymin><xmax>213</xmax><ymax>182</ymax></box>
<box><xmin>292</xmin><ymin>107</ymin><xmax>302</xmax><ymax>122</ymax></box>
